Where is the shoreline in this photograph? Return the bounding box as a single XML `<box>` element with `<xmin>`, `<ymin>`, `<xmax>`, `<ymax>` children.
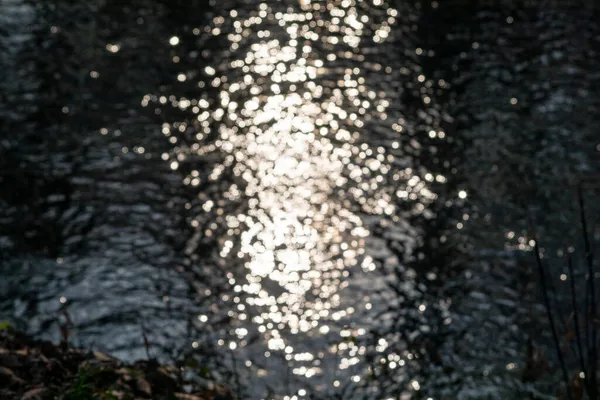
<box><xmin>0</xmin><ymin>326</ymin><xmax>234</xmax><ymax>400</ymax></box>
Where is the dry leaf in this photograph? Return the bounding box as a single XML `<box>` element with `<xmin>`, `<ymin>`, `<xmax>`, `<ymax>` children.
<box><xmin>94</xmin><ymin>351</ymin><xmax>114</xmax><ymax>361</ymax></box>
<box><xmin>21</xmin><ymin>387</ymin><xmax>47</xmax><ymax>400</ymax></box>
<box><xmin>136</xmin><ymin>377</ymin><xmax>152</xmax><ymax>396</ymax></box>
<box><xmin>174</xmin><ymin>393</ymin><xmax>205</xmax><ymax>400</ymax></box>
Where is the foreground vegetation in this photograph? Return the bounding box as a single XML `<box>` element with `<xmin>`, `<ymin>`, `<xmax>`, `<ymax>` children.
<box><xmin>0</xmin><ymin>324</ymin><xmax>234</xmax><ymax>400</ymax></box>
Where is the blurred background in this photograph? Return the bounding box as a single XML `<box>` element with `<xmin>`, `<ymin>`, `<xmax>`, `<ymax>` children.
<box><xmin>1</xmin><ymin>0</ymin><xmax>600</xmax><ymax>398</ymax></box>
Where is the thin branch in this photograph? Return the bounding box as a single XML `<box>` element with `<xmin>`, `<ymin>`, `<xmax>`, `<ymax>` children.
<box><xmin>545</xmin><ymin>259</ymin><xmax>571</xmax><ymax>342</ymax></box>
<box><xmin>578</xmin><ymin>185</ymin><xmax>597</xmax><ymax>399</ymax></box>
<box><xmin>534</xmin><ymin>241</ymin><xmax>572</xmax><ymax>400</ymax></box>
<box><xmin>140</xmin><ymin>323</ymin><xmax>152</xmax><ymax>360</ymax></box>
<box><xmin>568</xmin><ymin>253</ymin><xmax>591</xmax><ymax>395</ymax></box>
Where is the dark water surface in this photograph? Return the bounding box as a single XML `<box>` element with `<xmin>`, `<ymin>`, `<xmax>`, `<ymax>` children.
<box><xmin>1</xmin><ymin>1</ymin><xmax>446</xmax><ymax>398</ymax></box>
<box><xmin>3</xmin><ymin>0</ymin><xmax>600</xmax><ymax>399</ymax></box>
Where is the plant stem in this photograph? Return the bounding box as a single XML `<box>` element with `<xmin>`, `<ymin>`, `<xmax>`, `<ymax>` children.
<box><xmin>534</xmin><ymin>241</ymin><xmax>572</xmax><ymax>400</ymax></box>
<box><xmin>568</xmin><ymin>253</ymin><xmax>591</xmax><ymax>395</ymax></box>
<box><xmin>579</xmin><ymin>185</ymin><xmax>597</xmax><ymax>399</ymax></box>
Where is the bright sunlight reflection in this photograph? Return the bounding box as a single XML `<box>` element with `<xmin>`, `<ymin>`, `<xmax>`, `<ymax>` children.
<box><xmin>144</xmin><ymin>0</ymin><xmax>441</xmax><ymax>389</ymax></box>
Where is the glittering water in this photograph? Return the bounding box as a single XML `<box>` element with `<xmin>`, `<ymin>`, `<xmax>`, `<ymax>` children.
<box><xmin>1</xmin><ymin>0</ymin><xmax>448</xmax><ymax>398</ymax></box>
<box><xmin>5</xmin><ymin>1</ymin><xmax>600</xmax><ymax>399</ymax></box>
<box><xmin>146</xmin><ymin>0</ymin><xmax>442</xmax><ymax>396</ymax></box>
